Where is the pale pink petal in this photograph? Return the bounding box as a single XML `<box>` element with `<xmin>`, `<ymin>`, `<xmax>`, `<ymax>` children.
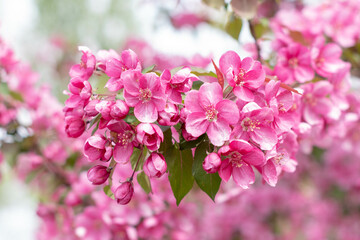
<box><xmin>229</xmin><ymin>139</ymin><xmax>253</xmax><ymax>153</ymax></box>
<box><xmin>207</xmin><ymin>119</ymin><xmax>231</xmax><ymax>146</ymax></box>
<box><xmin>113</xmin><ymin>144</ymin><xmax>133</xmax><ymax>164</ymax></box>
<box><xmin>250</xmin><ymin>126</ymin><xmax>277</xmax><ymax>150</ymax></box>
<box><xmin>233</xmin><ymin>86</ymin><xmax>254</xmax><ymax>102</ymax></box>
<box><xmin>244</xmin><ymin>69</ymin><xmax>265</xmax><ymax>89</ymax></box>
<box><xmin>232</xmin><ymin>164</ymin><xmax>255</xmax><ymax>189</ymax></box>
<box><xmin>184</xmin><ymin>91</ymin><xmax>203</xmax><ymax>112</ymax></box>
<box><xmin>262</xmin><ymin>160</ymin><xmax>278</xmax><ymax>187</ymax></box>
<box><xmin>321</xmin><ymin>43</ymin><xmax>342</xmax><ymax>59</ymax></box>
<box><xmin>216</xmin><ymin>100</ymin><xmax>239</xmax><ymax>125</ymax></box>
<box><xmin>243</xmin><ymin>147</ymin><xmax>265</xmax><ymax>166</ymax></box>
<box><xmin>240</xmin><ymin>57</ymin><xmax>254</xmax><ymax>72</ymax></box>
<box><xmin>122</xmin><ymin>71</ymin><xmax>140</xmax><ymax>95</ymax></box>
<box><xmin>123</xmin><ymin>91</ymin><xmax>139</xmax><ymax>107</ymax></box>
<box><xmin>134</xmin><ymin>101</ymin><xmax>157</xmax><ymax>123</ymax></box>
<box><xmin>185</xmin><ymin>112</ymin><xmax>209</xmax><ymax>137</ymax></box>
<box><xmin>294</xmin><ymin>66</ymin><xmax>314</xmax><ymax>83</ymax></box>
<box><xmin>199</xmin><ymin>83</ymin><xmax>223</xmax><ymax>107</ymax></box>
<box><xmin>219</xmin><ymin>51</ymin><xmax>241</xmax><ymax>76</ymax></box>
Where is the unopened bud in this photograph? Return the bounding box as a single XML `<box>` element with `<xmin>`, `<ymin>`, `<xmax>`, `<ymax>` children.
<box><xmin>115</xmin><ymin>181</ymin><xmax>134</xmax><ymax>205</ymax></box>
<box><xmin>143</xmin><ymin>153</ymin><xmax>167</xmax><ymax>178</ymax></box>
<box><xmin>87</xmin><ymin>165</ymin><xmax>110</xmax><ymax>185</ymax></box>
<box><xmin>203</xmin><ymin>152</ymin><xmax>221</xmax><ymax>173</ymax></box>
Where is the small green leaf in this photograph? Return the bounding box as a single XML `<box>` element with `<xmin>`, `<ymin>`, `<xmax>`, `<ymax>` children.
<box><xmin>192</xmin><ymin>81</ymin><xmax>204</xmax><ymax>90</ymax></box>
<box><xmin>88</xmin><ymin>113</ymin><xmax>102</xmax><ymax>130</ymax></box>
<box><xmin>130</xmin><ymin>147</ymin><xmax>146</xmax><ymax>171</ymax></box>
<box><xmin>91</xmin><ymin>121</ymin><xmax>100</xmax><ymax>136</ymax></box>
<box><xmin>137</xmin><ymin>171</ymin><xmax>152</xmax><ymax>194</ymax></box>
<box><xmin>25</xmin><ymin>168</ymin><xmax>44</xmax><ymax>183</ymax></box>
<box><xmin>159</xmin><ymin>129</ymin><xmax>194</xmax><ymax>205</ymax></box>
<box><xmin>179</xmin><ymin>134</ymin><xmax>206</xmax><ymax>150</ymax></box>
<box><xmin>64</xmin><ymin>152</ymin><xmax>79</xmax><ymax>168</ymax></box>
<box><xmin>192</xmin><ymin>140</ymin><xmax>221</xmax><ymax>201</ymax></box>
<box><xmin>142</xmin><ymin>64</ymin><xmax>156</xmax><ymax>74</ymax></box>
<box><xmin>225</xmin><ymin>15</ymin><xmax>242</xmax><ymax>40</ymax></box>
<box><xmin>103</xmin><ymin>185</ymin><xmax>115</xmax><ymax>199</ymax></box>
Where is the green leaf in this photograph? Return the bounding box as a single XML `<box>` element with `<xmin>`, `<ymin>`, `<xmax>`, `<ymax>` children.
<box><xmin>142</xmin><ymin>64</ymin><xmax>156</xmax><ymax>74</ymax></box>
<box><xmin>192</xmin><ymin>81</ymin><xmax>204</xmax><ymax>90</ymax></box>
<box><xmin>137</xmin><ymin>171</ymin><xmax>152</xmax><ymax>194</ymax></box>
<box><xmin>88</xmin><ymin>113</ymin><xmax>102</xmax><ymax>130</ymax></box>
<box><xmin>159</xmin><ymin>129</ymin><xmax>194</xmax><ymax>205</ymax></box>
<box><xmin>179</xmin><ymin>134</ymin><xmax>206</xmax><ymax>150</ymax></box>
<box><xmin>225</xmin><ymin>15</ymin><xmax>242</xmax><ymax>40</ymax></box>
<box><xmin>170</xmin><ymin>66</ymin><xmax>184</xmax><ymax>75</ymax></box>
<box><xmin>64</xmin><ymin>152</ymin><xmax>79</xmax><ymax>168</ymax></box>
<box><xmin>103</xmin><ymin>185</ymin><xmax>114</xmax><ymax>199</ymax></box>
<box><xmin>91</xmin><ymin>121</ymin><xmax>100</xmax><ymax>136</ymax></box>
<box><xmin>192</xmin><ymin>140</ymin><xmax>221</xmax><ymax>201</ymax></box>
<box><xmin>25</xmin><ymin>168</ymin><xmax>44</xmax><ymax>183</ymax></box>
<box><xmin>130</xmin><ymin>147</ymin><xmax>146</xmax><ymax>171</ymax></box>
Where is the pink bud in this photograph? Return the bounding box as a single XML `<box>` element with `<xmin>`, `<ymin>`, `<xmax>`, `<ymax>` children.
<box><xmin>181</xmin><ymin>126</ymin><xmax>197</xmax><ymax>141</ymax></box>
<box><xmin>95</xmin><ymin>101</ymin><xmax>114</xmax><ymax>120</ymax></box>
<box><xmin>87</xmin><ymin>165</ymin><xmax>110</xmax><ymax>185</ymax></box>
<box><xmin>110</xmin><ymin>100</ymin><xmax>129</xmax><ymax>120</ymax></box>
<box><xmin>158</xmin><ymin>102</ymin><xmax>180</xmax><ymax>126</ymax></box>
<box><xmin>65</xmin><ymin>117</ymin><xmax>85</xmax><ymax>138</ymax></box>
<box><xmin>84</xmin><ymin>99</ymin><xmax>100</xmax><ymax>117</ymax></box>
<box><xmin>203</xmin><ymin>153</ymin><xmax>221</xmax><ymax>173</ymax></box>
<box><xmin>136</xmin><ymin>123</ymin><xmax>164</xmax><ymax>151</ymax></box>
<box><xmin>84</xmin><ymin>135</ymin><xmax>108</xmax><ymax>161</ymax></box>
<box><xmin>143</xmin><ymin>153</ymin><xmax>167</xmax><ymax>178</ymax></box>
<box><xmin>115</xmin><ymin>181</ymin><xmax>134</xmax><ymax>205</ymax></box>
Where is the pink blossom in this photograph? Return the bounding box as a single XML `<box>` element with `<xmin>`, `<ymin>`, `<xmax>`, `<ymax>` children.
<box><xmin>185</xmin><ymin>82</ymin><xmax>239</xmax><ymax>146</ymax></box>
<box><xmin>171</xmin><ymin>12</ymin><xmax>206</xmax><ymax>29</ymax></box>
<box><xmin>65</xmin><ymin>116</ymin><xmax>85</xmax><ymax>138</ymax></box>
<box><xmin>203</xmin><ymin>152</ymin><xmax>221</xmax><ymax>174</ymax></box>
<box><xmin>157</xmin><ymin>102</ymin><xmax>180</xmax><ymax>126</ymax></box>
<box><xmin>311</xmin><ymin>37</ymin><xmax>345</xmax><ymax>77</ymax></box>
<box><xmin>114</xmin><ymin>181</ymin><xmax>134</xmax><ymax>205</ymax></box>
<box><xmin>110</xmin><ymin>100</ymin><xmax>129</xmax><ymax>120</ymax></box>
<box><xmin>84</xmin><ymin>135</ymin><xmax>112</xmax><ymax>162</ymax></box>
<box><xmin>232</xmin><ymin>102</ymin><xmax>277</xmax><ymax>151</ymax></box>
<box><xmin>160</xmin><ymin>67</ymin><xmax>198</xmax><ymax>104</ymax></box>
<box><xmin>107</xmin><ymin>120</ymin><xmax>136</xmax><ymax>164</ymax></box>
<box><xmin>218</xmin><ymin>140</ymin><xmax>265</xmax><ymax>188</ymax></box>
<box><xmin>219</xmin><ymin>51</ymin><xmax>265</xmax><ymax>101</ymax></box>
<box><xmin>123</xmin><ymin>71</ymin><xmax>166</xmax><ymax>123</ymax></box>
<box><xmin>84</xmin><ymin>99</ymin><xmax>100</xmax><ymax>117</ymax></box>
<box><xmin>69</xmin><ymin>46</ymin><xmax>96</xmax><ymax>80</ymax></box>
<box><xmin>143</xmin><ymin>152</ymin><xmax>167</xmax><ymax>178</ymax></box>
<box><xmin>275</xmin><ymin>43</ymin><xmax>314</xmax><ymax>84</ymax></box>
<box><xmin>95</xmin><ymin>100</ymin><xmax>114</xmax><ymax>121</ymax></box>
<box><xmin>136</xmin><ymin>123</ymin><xmax>164</xmax><ymax>151</ymax></box>
<box><xmin>68</xmin><ymin>77</ymin><xmax>92</xmax><ymax>100</ymax></box>
<box><xmin>105</xmin><ymin>49</ymin><xmax>141</xmax><ymax>91</ymax></box>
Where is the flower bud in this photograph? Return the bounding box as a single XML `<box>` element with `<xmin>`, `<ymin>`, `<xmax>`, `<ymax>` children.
<box><xmin>136</xmin><ymin>123</ymin><xmax>164</xmax><ymax>151</ymax></box>
<box><xmin>95</xmin><ymin>100</ymin><xmax>114</xmax><ymax>120</ymax></box>
<box><xmin>143</xmin><ymin>153</ymin><xmax>167</xmax><ymax>178</ymax></box>
<box><xmin>65</xmin><ymin>116</ymin><xmax>85</xmax><ymax>138</ymax></box>
<box><xmin>87</xmin><ymin>165</ymin><xmax>110</xmax><ymax>185</ymax></box>
<box><xmin>203</xmin><ymin>152</ymin><xmax>221</xmax><ymax>173</ymax></box>
<box><xmin>110</xmin><ymin>100</ymin><xmax>129</xmax><ymax>120</ymax></box>
<box><xmin>158</xmin><ymin>102</ymin><xmax>180</xmax><ymax>126</ymax></box>
<box><xmin>115</xmin><ymin>181</ymin><xmax>134</xmax><ymax>205</ymax></box>
<box><xmin>84</xmin><ymin>99</ymin><xmax>100</xmax><ymax>117</ymax></box>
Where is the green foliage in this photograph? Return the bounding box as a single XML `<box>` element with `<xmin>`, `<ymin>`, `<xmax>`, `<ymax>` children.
<box><xmin>142</xmin><ymin>65</ymin><xmax>156</xmax><ymax>74</ymax></box>
<box><xmin>192</xmin><ymin>140</ymin><xmax>221</xmax><ymax>201</ymax></box>
<box><xmin>225</xmin><ymin>14</ymin><xmax>243</xmax><ymax>40</ymax></box>
<box><xmin>159</xmin><ymin>130</ymin><xmax>194</xmax><ymax>205</ymax></box>
<box><xmin>64</xmin><ymin>152</ymin><xmax>79</xmax><ymax>169</ymax></box>
<box><xmin>130</xmin><ymin>147</ymin><xmax>146</xmax><ymax>171</ymax></box>
<box><xmin>103</xmin><ymin>185</ymin><xmax>115</xmax><ymax>199</ymax></box>
<box><xmin>137</xmin><ymin>171</ymin><xmax>152</xmax><ymax>194</ymax></box>
<box><xmin>179</xmin><ymin>134</ymin><xmax>206</xmax><ymax>150</ymax></box>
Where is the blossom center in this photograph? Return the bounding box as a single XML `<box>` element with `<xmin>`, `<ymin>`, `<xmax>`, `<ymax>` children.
<box><xmin>241</xmin><ymin>117</ymin><xmax>260</xmax><ymax>132</ymax></box>
<box><xmin>205</xmin><ymin>106</ymin><xmax>218</xmax><ymax>121</ymax></box>
<box><xmin>118</xmin><ymin>131</ymin><xmax>134</xmax><ymax>146</ymax></box>
<box><xmin>304</xmin><ymin>93</ymin><xmax>317</xmax><ymax>106</ymax></box>
<box><xmin>234</xmin><ymin>68</ymin><xmax>246</xmax><ymax>86</ymax></box>
<box><xmin>316</xmin><ymin>57</ymin><xmax>324</xmax><ymax>67</ymax></box>
<box><xmin>230</xmin><ymin>151</ymin><xmax>244</xmax><ymax>168</ymax></box>
<box><xmin>139</xmin><ymin>88</ymin><xmax>152</xmax><ymax>102</ymax></box>
<box><xmin>288</xmin><ymin>58</ymin><xmax>298</xmax><ymax>68</ymax></box>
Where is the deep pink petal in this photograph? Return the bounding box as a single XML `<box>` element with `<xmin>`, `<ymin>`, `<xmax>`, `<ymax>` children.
<box><xmin>243</xmin><ymin>147</ymin><xmax>265</xmax><ymax>166</ymax></box>
<box><xmin>122</xmin><ymin>71</ymin><xmax>140</xmax><ymax>95</ymax></box>
<box><xmin>219</xmin><ymin>51</ymin><xmax>241</xmax><ymax>76</ymax></box>
<box><xmin>240</xmin><ymin>57</ymin><xmax>254</xmax><ymax>72</ymax></box>
<box><xmin>229</xmin><ymin>139</ymin><xmax>253</xmax><ymax>153</ymax></box>
<box><xmin>121</xmin><ymin>49</ymin><xmax>140</xmax><ymax>69</ymax></box>
<box><xmin>218</xmin><ymin>159</ymin><xmax>232</xmax><ymax>182</ymax></box>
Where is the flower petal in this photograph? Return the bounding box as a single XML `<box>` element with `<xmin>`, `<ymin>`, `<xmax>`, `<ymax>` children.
<box><xmin>134</xmin><ymin>101</ymin><xmax>157</xmax><ymax>123</ymax></box>
<box><xmin>216</xmin><ymin>100</ymin><xmax>239</xmax><ymax>125</ymax></box>
<box><xmin>232</xmin><ymin>164</ymin><xmax>255</xmax><ymax>189</ymax></box>
<box><xmin>185</xmin><ymin>112</ymin><xmax>209</xmax><ymax>137</ymax></box>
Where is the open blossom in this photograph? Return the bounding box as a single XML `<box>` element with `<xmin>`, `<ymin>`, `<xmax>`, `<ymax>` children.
<box><xmin>107</xmin><ymin>120</ymin><xmax>136</xmax><ymax>164</ymax></box>
<box><xmin>311</xmin><ymin>37</ymin><xmax>345</xmax><ymax>77</ymax></box>
<box><xmin>218</xmin><ymin>140</ymin><xmax>265</xmax><ymax>189</ymax></box>
<box><xmin>105</xmin><ymin>49</ymin><xmax>141</xmax><ymax>91</ymax></box>
<box><xmin>136</xmin><ymin>123</ymin><xmax>164</xmax><ymax>151</ymax></box>
<box><xmin>123</xmin><ymin>71</ymin><xmax>166</xmax><ymax>123</ymax></box>
<box><xmin>232</xmin><ymin>102</ymin><xmax>277</xmax><ymax>151</ymax></box>
<box><xmin>143</xmin><ymin>152</ymin><xmax>167</xmax><ymax>178</ymax></box>
<box><xmin>185</xmin><ymin>82</ymin><xmax>239</xmax><ymax>146</ymax></box>
<box><xmin>275</xmin><ymin>43</ymin><xmax>314</xmax><ymax>84</ymax></box>
<box><xmin>157</xmin><ymin>102</ymin><xmax>180</xmax><ymax>126</ymax></box>
<box><xmin>219</xmin><ymin>51</ymin><xmax>265</xmax><ymax>102</ymax></box>
<box><xmin>69</xmin><ymin>46</ymin><xmax>96</xmax><ymax>80</ymax></box>
<box><xmin>160</xmin><ymin>67</ymin><xmax>198</xmax><ymax>104</ymax></box>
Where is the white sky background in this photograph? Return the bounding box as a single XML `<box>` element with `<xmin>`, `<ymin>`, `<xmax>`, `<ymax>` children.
<box><xmin>0</xmin><ymin>0</ymin><xmax>322</xmax><ymax>239</ymax></box>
